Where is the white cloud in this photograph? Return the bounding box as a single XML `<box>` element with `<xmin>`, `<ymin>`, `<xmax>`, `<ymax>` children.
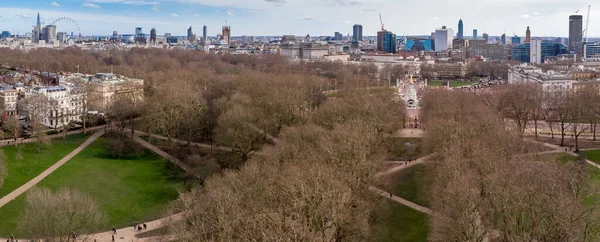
<box><xmin>433</xmin><ymin>17</ymin><xmax>440</xmax><ymax>20</ymax></box>
<box><xmin>304</xmin><ymin>16</ymin><xmax>316</xmax><ymax>20</ymax></box>
<box><xmin>532</xmin><ymin>12</ymin><xmax>540</xmax><ymax>16</ymax></box>
<box><xmin>227</xmin><ymin>10</ymin><xmax>234</xmax><ymax>15</ymax></box>
<box><xmin>82</xmin><ymin>3</ymin><xmax>101</xmax><ymax>8</ymax></box>
<box><xmin>342</xmin><ymin>21</ymin><xmax>351</xmax><ymax>24</ymax></box>
<box><xmin>194</xmin><ymin>13</ymin><xmax>200</xmax><ymax>16</ymax></box>
<box><xmin>15</xmin><ymin>13</ymin><xmax>29</xmax><ymax>19</ymax></box>
<box><xmin>171</xmin><ymin>13</ymin><xmax>179</xmax><ymax>17</ymax></box>
<box><xmin>51</xmin><ymin>1</ymin><xmax>60</xmax><ymax>7</ymax></box>
<box><xmin>520</xmin><ymin>14</ymin><xmax>530</xmax><ymax>19</ymax></box>
<box><xmin>122</xmin><ymin>1</ymin><xmax>159</xmax><ymax>5</ymax></box>
<box><xmin>151</xmin><ymin>5</ymin><xmax>159</xmax><ymax>11</ymax></box>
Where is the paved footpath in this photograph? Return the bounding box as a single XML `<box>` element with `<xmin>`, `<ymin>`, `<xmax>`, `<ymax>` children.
<box><xmin>132</xmin><ymin>135</ymin><xmax>200</xmax><ymax>179</ymax></box>
<box><xmin>89</xmin><ymin>213</ymin><xmax>184</xmax><ymax>242</ymax></box>
<box><xmin>0</xmin><ymin>130</ymin><xmax>105</xmax><ymax>209</ymax></box>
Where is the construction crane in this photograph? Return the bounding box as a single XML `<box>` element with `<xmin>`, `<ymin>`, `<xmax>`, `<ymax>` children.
<box><xmin>584</xmin><ymin>5</ymin><xmax>591</xmax><ymax>44</ymax></box>
<box><xmin>379</xmin><ymin>13</ymin><xmax>385</xmax><ymax>32</ymax></box>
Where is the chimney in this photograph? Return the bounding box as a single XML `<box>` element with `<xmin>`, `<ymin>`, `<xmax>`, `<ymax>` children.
<box><xmin>442</xmin><ymin>26</ymin><xmax>446</xmax><ymax>29</ymax></box>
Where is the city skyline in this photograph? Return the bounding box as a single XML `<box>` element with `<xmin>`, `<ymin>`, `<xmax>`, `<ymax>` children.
<box><xmin>0</xmin><ymin>0</ymin><xmax>597</xmax><ymax>37</ymax></box>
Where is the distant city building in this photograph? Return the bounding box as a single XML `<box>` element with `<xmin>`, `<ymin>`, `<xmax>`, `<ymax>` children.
<box><xmin>122</xmin><ymin>34</ymin><xmax>134</xmax><ymax>43</ymax></box>
<box><xmin>525</xmin><ymin>26</ymin><xmax>531</xmax><ymax>43</ymax></box>
<box><xmin>501</xmin><ymin>34</ymin><xmax>506</xmax><ymax>45</ymax></box>
<box><xmin>25</xmin><ymin>86</ymin><xmax>81</xmax><ymax>128</ymax></box>
<box><xmin>280</xmin><ymin>42</ymin><xmax>329</xmax><ymax>59</ymax></box>
<box><xmin>36</xmin><ymin>13</ymin><xmax>42</xmax><ymax>41</ymax></box>
<box><xmin>473</xmin><ymin>29</ymin><xmax>477</xmax><ymax>39</ymax></box>
<box><xmin>452</xmin><ymin>39</ymin><xmax>468</xmax><ymax>58</ymax></box>
<box><xmin>482</xmin><ymin>33</ymin><xmax>489</xmax><ymax>43</ymax></box>
<box><xmin>88</xmin><ymin>73</ymin><xmax>144</xmax><ymax>112</ymax></box>
<box><xmin>508</xmin><ymin>65</ymin><xmax>573</xmax><ymax>92</ymax></box>
<box><xmin>512</xmin><ymin>42</ymin><xmax>568</xmax><ymax>63</ymax></box>
<box><xmin>569</xmin><ymin>15</ymin><xmax>583</xmax><ymax>55</ymax></box>
<box><xmin>222</xmin><ymin>26</ymin><xmax>231</xmax><ymax>46</ymax></box>
<box><xmin>43</xmin><ymin>25</ymin><xmax>57</xmax><ymax>43</ymax></box>
<box><xmin>164</xmin><ymin>33</ymin><xmax>172</xmax><ymax>38</ymax></box>
<box><xmin>251</xmin><ymin>35</ymin><xmax>256</xmax><ymax>43</ymax></box>
<box><xmin>242</xmin><ymin>35</ymin><xmax>249</xmax><ymax>43</ymax></box>
<box><xmin>334</xmin><ymin>32</ymin><xmax>343</xmax><ymax>41</ymax></box>
<box><xmin>150</xmin><ymin>28</ymin><xmax>157</xmax><ymax>44</ymax></box>
<box><xmin>57</xmin><ymin>32</ymin><xmax>67</xmax><ymax>42</ymax></box>
<box><xmin>405</xmin><ymin>38</ymin><xmax>434</xmax><ymax>51</ymax></box>
<box><xmin>166</xmin><ymin>36</ymin><xmax>178</xmax><ymax>44</ymax></box>
<box><xmin>458</xmin><ymin>19</ymin><xmax>464</xmax><ymax>39</ymax></box>
<box><xmin>187</xmin><ymin>26</ymin><xmax>194</xmax><ymax>43</ymax></box>
<box><xmin>282</xmin><ymin>35</ymin><xmax>297</xmax><ymax>43</ymax></box>
<box><xmin>434</xmin><ymin>26</ymin><xmax>454</xmax><ymax>52</ymax></box>
<box><xmin>530</xmin><ymin>38</ymin><xmax>543</xmax><ymax>64</ymax></box>
<box><xmin>112</xmin><ymin>31</ymin><xmax>119</xmax><ymax>38</ymax></box>
<box><xmin>203</xmin><ymin>25</ymin><xmax>207</xmax><ymax>44</ymax></box>
<box><xmin>0</xmin><ymin>85</ymin><xmax>17</xmax><ymax>116</ymax></box>
<box><xmin>512</xmin><ymin>36</ymin><xmax>521</xmax><ymax>45</ymax></box>
<box><xmin>32</xmin><ymin>27</ymin><xmax>40</xmax><ymax>43</ymax></box>
<box><xmin>382</xmin><ymin>31</ymin><xmax>397</xmax><ymax>53</ymax></box>
<box><xmin>135</xmin><ymin>27</ymin><xmax>143</xmax><ymax>38</ymax></box>
<box><xmin>1</xmin><ymin>31</ymin><xmax>10</xmax><ymax>39</ymax></box>
<box><xmin>583</xmin><ymin>42</ymin><xmax>600</xmax><ymax>58</ymax></box>
<box><xmin>468</xmin><ymin>39</ymin><xmax>507</xmax><ymax>60</ymax></box>
<box><xmin>353</xmin><ymin>24</ymin><xmax>363</xmax><ymax>42</ymax></box>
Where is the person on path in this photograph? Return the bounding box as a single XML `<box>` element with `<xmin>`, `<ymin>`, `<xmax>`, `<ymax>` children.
<box><xmin>389</xmin><ymin>192</ymin><xmax>393</xmax><ymax>198</ymax></box>
<box><xmin>137</xmin><ymin>225</ymin><xmax>142</xmax><ymax>231</ymax></box>
<box><xmin>143</xmin><ymin>222</ymin><xmax>147</xmax><ymax>230</ymax></box>
<box><xmin>112</xmin><ymin>226</ymin><xmax>116</xmax><ymax>234</ymax></box>
<box><xmin>112</xmin><ymin>234</ymin><xmax>115</xmax><ymax>242</ymax></box>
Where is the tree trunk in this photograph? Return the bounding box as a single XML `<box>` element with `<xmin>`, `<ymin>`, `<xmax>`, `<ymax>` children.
<box><xmin>560</xmin><ymin>122</ymin><xmax>566</xmax><ymax>146</ymax></box>
<box><xmin>574</xmin><ymin>125</ymin><xmax>579</xmax><ymax>152</ymax></box>
<box><xmin>83</xmin><ymin>114</ymin><xmax>87</xmax><ymax>135</ymax></box>
<box><xmin>594</xmin><ymin>122</ymin><xmax>597</xmax><ymax>141</ymax></box>
<box><xmin>549</xmin><ymin>122</ymin><xmax>555</xmax><ymax>139</ymax></box>
<box><xmin>534</xmin><ymin>119</ymin><xmax>538</xmax><ymax>139</ymax></box>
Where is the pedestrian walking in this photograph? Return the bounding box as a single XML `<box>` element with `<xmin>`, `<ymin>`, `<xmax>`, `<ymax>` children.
<box><xmin>137</xmin><ymin>225</ymin><xmax>142</xmax><ymax>231</ymax></box>
<box><xmin>112</xmin><ymin>226</ymin><xmax>116</xmax><ymax>234</ymax></box>
<box><xmin>143</xmin><ymin>222</ymin><xmax>147</xmax><ymax>230</ymax></box>
<box><xmin>389</xmin><ymin>192</ymin><xmax>393</xmax><ymax>198</ymax></box>
<box><xmin>111</xmin><ymin>235</ymin><xmax>115</xmax><ymax>242</ymax></box>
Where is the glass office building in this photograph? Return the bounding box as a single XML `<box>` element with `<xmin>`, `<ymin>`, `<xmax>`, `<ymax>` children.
<box><xmin>512</xmin><ymin>42</ymin><xmax>568</xmax><ymax>63</ymax></box>
<box><xmin>404</xmin><ymin>38</ymin><xmax>434</xmax><ymax>51</ymax></box>
<box><xmin>584</xmin><ymin>42</ymin><xmax>600</xmax><ymax>58</ymax></box>
<box><xmin>383</xmin><ymin>32</ymin><xmax>397</xmax><ymax>53</ymax></box>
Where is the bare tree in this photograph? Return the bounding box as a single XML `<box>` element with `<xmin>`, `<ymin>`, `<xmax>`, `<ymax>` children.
<box><xmin>18</xmin><ymin>188</ymin><xmax>107</xmax><ymax>242</ymax></box>
<box><xmin>498</xmin><ymin>83</ymin><xmax>539</xmax><ymax>135</ymax></box>
<box><xmin>2</xmin><ymin>115</ymin><xmax>22</xmax><ymax>146</ymax></box>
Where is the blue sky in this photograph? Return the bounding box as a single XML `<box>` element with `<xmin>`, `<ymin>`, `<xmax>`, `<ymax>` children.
<box><xmin>0</xmin><ymin>0</ymin><xmax>598</xmax><ymax>37</ymax></box>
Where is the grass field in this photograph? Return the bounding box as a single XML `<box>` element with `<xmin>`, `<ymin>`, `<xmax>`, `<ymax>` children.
<box><xmin>427</xmin><ymin>80</ymin><xmax>472</xmax><ymax>88</ymax></box>
<box><xmin>388</xmin><ymin>137</ymin><xmax>423</xmax><ymax>161</ymax></box>
<box><xmin>583</xmin><ymin>150</ymin><xmax>600</xmax><ymax>164</ymax></box>
<box><xmin>0</xmin><ymin>134</ymin><xmax>90</xmax><ymax>198</ymax></box>
<box><xmin>0</xmin><ymin>137</ymin><xmax>184</xmax><ymax>236</ymax></box>
<box><xmin>371</xmin><ymin>164</ymin><xmax>430</xmax><ymax>241</ymax></box>
<box><xmin>388</xmin><ymin>164</ymin><xmax>429</xmax><ymax>207</ymax></box>
<box><xmin>370</xmin><ymin>200</ymin><xmax>429</xmax><ymax>242</ymax></box>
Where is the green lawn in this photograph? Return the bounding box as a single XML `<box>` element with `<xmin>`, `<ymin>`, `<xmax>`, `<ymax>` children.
<box><xmin>388</xmin><ymin>164</ymin><xmax>429</xmax><ymax>207</ymax></box>
<box><xmin>0</xmin><ymin>133</ymin><xmax>90</xmax><ymax>198</ymax></box>
<box><xmin>370</xmin><ymin>164</ymin><xmax>430</xmax><ymax>241</ymax></box>
<box><xmin>427</xmin><ymin>80</ymin><xmax>472</xmax><ymax>88</ymax></box>
<box><xmin>0</xmin><ymin>137</ymin><xmax>184</xmax><ymax>236</ymax></box>
<box><xmin>370</xmin><ymin>200</ymin><xmax>429</xmax><ymax>242</ymax></box>
<box><xmin>388</xmin><ymin>137</ymin><xmax>423</xmax><ymax>161</ymax></box>
<box><xmin>583</xmin><ymin>150</ymin><xmax>600</xmax><ymax>164</ymax></box>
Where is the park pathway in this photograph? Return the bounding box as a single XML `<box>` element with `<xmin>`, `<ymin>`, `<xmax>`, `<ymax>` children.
<box><xmin>89</xmin><ymin>213</ymin><xmax>184</xmax><ymax>242</ymax></box>
<box><xmin>369</xmin><ymin>186</ymin><xmax>433</xmax><ymax>215</ymax></box>
<box><xmin>131</xmin><ymin>135</ymin><xmax>201</xmax><ymax>179</ymax></box>
<box><xmin>0</xmin><ymin>130</ymin><xmax>105</xmax><ymax>209</ymax></box>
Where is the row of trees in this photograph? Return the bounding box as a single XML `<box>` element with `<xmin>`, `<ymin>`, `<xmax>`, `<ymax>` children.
<box><xmin>167</xmin><ymin>89</ymin><xmax>404</xmax><ymax>241</ymax></box>
<box><xmin>421</xmin><ymin>90</ymin><xmax>600</xmax><ymax>241</ymax></box>
<box><xmin>496</xmin><ymin>83</ymin><xmax>600</xmax><ymax>150</ymax></box>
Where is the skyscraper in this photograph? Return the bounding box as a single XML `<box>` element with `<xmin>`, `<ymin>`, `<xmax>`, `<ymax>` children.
<box><xmin>135</xmin><ymin>27</ymin><xmax>143</xmax><ymax>38</ymax></box>
<box><xmin>482</xmin><ymin>33</ymin><xmax>489</xmax><ymax>43</ymax></box>
<box><xmin>334</xmin><ymin>32</ymin><xmax>342</xmax><ymax>41</ymax></box>
<box><xmin>525</xmin><ymin>26</ymin><xmax>531</xmax><ymax>43</ymax></box>
<box><xmin>530</xmin><ymin>38</ymin><xmax>542</xmax><ymax>64</ymax></box>
<box><xmin>222</xmin><ymin>25</ymin><xmax>231</xmax><ymax>46</ymax></box>
<box><xmin>512</xmin><ymin>36</ymin><xmax>521</xmax><ymax>45</ymax></box>
<box><xmin>501</xmin><ymin>33</ymin><xmax>506</xmax><ymax>45</ymax></box>
<box><xmin>435</xmin><ymin>26</ymin><xmax>454</xmax><ymax>51</ymax></box>
<box><xmin>187</xmin><ymin>26</ymin><xmax>194</xmax><ymax>43</ymax></box>
<box><xmin>353</xmin><ymin>24</ymin><xmax>363</xmax><ymax>42</ymax></box>
<box><xmin>473</xmin><ymin>29</ymin><xmax>477</xmax><ymax>39</ymax></box>
<box><xmin>113</xmin><ymin>31</ymin><xmax>119</xmax><ymax>38</ymax></box>
<box><xmin>458</xmin><ymin>19</ymin><xmax>464</xmax><ymax>39</ymax></box>
<box><xmin>43</xmin><ymin>25</ymin><xmax>57</xmax><ymax>43</ymax></box>
<box><xmin>382</xmin><ymin>31</ymin><xmax>397</xmax><ymax>53</ymax></box>
<box><xmin>569</xmin><ymin>15</ymin><xmax>583</xmax><ymax>55</ymax></box>
<box><xmin>203</xmin><ymin>25</ymin><xmax>207</xmax><ymax>44</ymax></box>
<box><xmin>150</xmin><ymin>28</ymin><xmax>156</xmax><ymax>44</ymax></box>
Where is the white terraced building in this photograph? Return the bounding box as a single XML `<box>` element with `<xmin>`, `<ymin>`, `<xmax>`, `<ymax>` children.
<box><xmin>508</xmin><ymin>65</ymin><xmax>573</xmax><ymax>92</ymax></box>
<box><xmin>25</xmin><ymin>85</ymin><xmax>83</xmax><ymax>129</ymax></box>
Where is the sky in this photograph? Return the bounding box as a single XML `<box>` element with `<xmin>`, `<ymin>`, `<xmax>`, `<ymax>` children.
<box><xmin>0</xmin><ymin>0</ymin><xmax>597</xmax><ymax>37</ymax></box>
